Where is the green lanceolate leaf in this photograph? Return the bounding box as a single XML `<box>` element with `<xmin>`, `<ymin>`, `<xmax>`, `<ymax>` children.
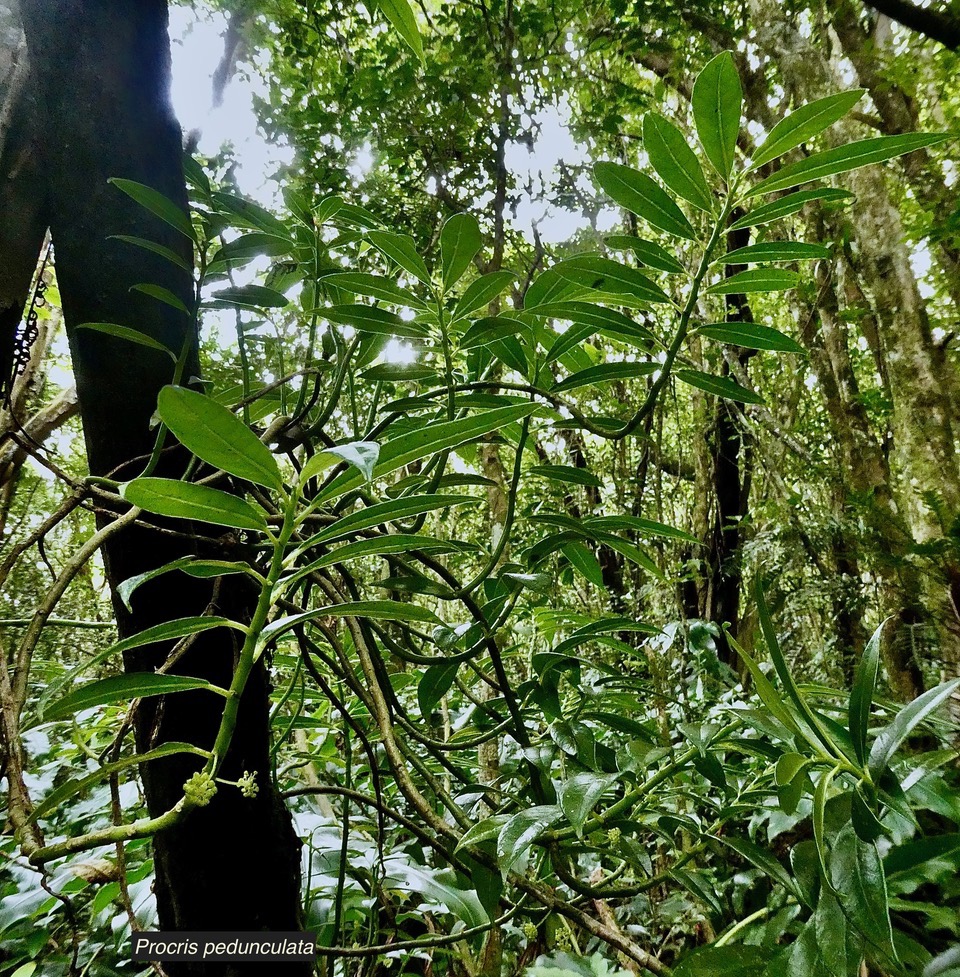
<box><xmin>456</xmin><ymin>815</ymin><xmax>509</xmax><ymax>851</ymax></box>
<box><xmin>643</xmin><ymin>113</ymin><xmax>714</xmax><ymax>211</ymax></box>
<box><xmin>552</xmin><ymin>360</ymin><xmax>657</xmax><ymax>392</ymax></box>
<box><xmin>605</xmin><ymin>235</ymin><xmax>685</xmax><ymax>273</ymax></box>
<box><xmin>528</xmin><ymin>465</ymin><xmax>602</xmax><ymax>488</ymax></box>
<box><xmin>158</xmin><ymin>385</ymin><xmax>282</xmax><ymax>490</ymax></box>
<box><xmin>562</xmin><ymin>542</ymin><xmax>605</xmax><ymax>587</ymax></box>
<box><xmin>108</xmin><ymin>178</ymin><xmax>195</xmax><ymax>241</ymax></box>
<box><xmin>725</xmin><ymin>633</ymin><xmax>804</xmax><ymax>737</ymax></box>
<box><xmin>368</xmin><ymin>230</ymin><xmax>431</xmax><ymax>284</ymax></box>
<box><xmin>130</xmin><ymin>283</ymin><xmax>191</xmax><ymax>315</ymax></box>
<box><xmin>868</xmin><ymin>678</ymin><xmax>960</xmax><ymax>781</ymax></box>
<box><xmin>719</xmin><ymin>835</ymin><xmax>803</xmax><ymax>900</ymax></box>
<box><xmin>212</xmin><ymin>232</ymin><xmax>293</xmax><ymax>265</ymax></box>
<box><xmin>497</xmin><ymin>805</ymin><xmax>562</xmax><ymax>874</ymax></box>
<box><xmin>459</xmin><ymin>316</ymin><xmax>525</xmax><ymax>349</ymax></box>
<box><xmin>109</xmin><ymin>616</ymin><xmax>243</xmax><ymax>656</ymax></box>
<box><xmin>698</xmin><ymin>322</ymin><xmax>805</xmax><ymax>353</ymax></box>
<box><xmin>750</xmin><ymin>90</ymin><xmax>866</xmax><ymax>169</ymax></box>
<box><xmin>76</xmin><ymin>322</ymin><xmax>177</xmax><ymax>360</ymax></box>
<box><xmin>289</xmin><ymin>536</ymin><xmax>459</xmax><ymax>580</ymax></box>
<box><xmin>830</xmin><ymin>824</ymin><xmax>896</xmax><ymax>958</ymax></box>
<box><xmin>208</xmin><ymin>284</ymin><xmax>289</xmax><ymax>308</ymax></box>
<box><xmin>692</xmin><ymin>51</ymin><xmax>742</xmax><ymax>179</ymax></box>
<box><xmin>323</xmin><ymin>304</ymin><xmax>428</xmax><ymax>338</ymax></box>
<box><xmin>305</xmin><ymin>495</ymin><xmax>479</xmax><ymax>546</ymax></box>
<box><xmin>452</xmin><ymin>271</ymin><xmax>517</xmax><ymax>320</ymax></box>
<box><xmin>673</xmin><ymin>945</ymin><xmax>771</xmax><ymax>977</ymax></box>
<box><xmin>42</xmin><ymin>673</ymin><xmax>226</xmax><ymax>723</ymax></box>
<box><xmin>322</xmin><ymin>272</ymin><xmax>427</xmax><ymax>309</ymax></box>
<box><xmin>121</xmin><ymin>478</ymin><xmax>267</xmax><ymax>531</ymax></box>
<box><xmin>706</xmin><ymin>268</ymin><xmax>801</xmax><ymax>294</ymax></box>
<box><xmin>749</xmin><ymin>132</ymin><xmax>951</xmax><ymax>197</ymax></box>
<box><xmin>317</xmin><ymin>403</ymin><xmax>538</xmax><ymax>499</ymax></box>
<box><xmin>109</xmin><ymin>234</ymin><xmax>191</xmax><ymax>272</ymax></box>
<box><xmin>676</xmin><ymin>369</ymin><xmax>764</xmax><ymax>404</ymax></box>
<box><xmin>594</xmin><ymin>162</ymin><xmax>696</xmax><ymax>239</ymax></box>
<box><xmin>552</xmin><ymin>253</ymin><xmax>672</xmax><ymax>304</ymax></box>
<box><xmin>418</xmin><ymin>661</ymin><xmax>459</xmax><ymax>717</ymax></box>
<box><xmin>261</xmin><ymin>600</ymin><xmax>441</xmax><ymax>642</ymax></box>
<box><xmin>813</xmin><ymin>766</ymin><xmax>837</xmax><ymax>885</ymax></box>
<box><xmin>375</xmin><ymin>0</ymin><xmax>425</xmax><ymax>64</ymax></box>
<box><xmin>584</xmin><ymin>514</ymin><xmax>699</xmax><ymax>544</ymax></box>
<box><xmin>849</xmin><ymin>621</ymin><xmax>885</xmax><ymax>765</ymax></box>
<box><xmin>440</xmin><ymin>213</ymin><xmax>482</xmax><ymax>289</ymax></box>
<box><xmin>30</xmin><ymin>742</ymin><xmax>210</xmax><ymax>822</ymax></box>
<box><xmin>560</xmin><ymin>772</ymin><xmax>618</xmax><ymax>833</ymax></box>
<box><xmin>730</xmin><ymin>188</ymin><xmax>854</xmax><ymax>230</ymax></box>
<box><xmin>716</xmin><ymin>242</ymin><xmax>830</xmax><ymax>264</ymax></box>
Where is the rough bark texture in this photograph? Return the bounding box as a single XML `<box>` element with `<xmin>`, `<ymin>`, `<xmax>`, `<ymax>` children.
<box><xmin>2</xmin><ymin>2</ymin><xmax>306</xmax><ymax>970</ymax></box>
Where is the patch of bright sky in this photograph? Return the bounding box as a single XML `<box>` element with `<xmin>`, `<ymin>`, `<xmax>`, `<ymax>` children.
<box><xmin>506</xmin><ymin>99</ymin><xmax>618</xmax><ymax>243</ymax></box>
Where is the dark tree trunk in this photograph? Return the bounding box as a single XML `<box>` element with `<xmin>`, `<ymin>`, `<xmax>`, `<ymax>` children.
<box><xmin>2</xmin><ymin>3</ymin><xmax>305</xmax><ymax>972</ymax></box>
<box><xmin>703</xmin><ymin>223</ymin><xmax>755</xmax><ymax>666</ymax></box>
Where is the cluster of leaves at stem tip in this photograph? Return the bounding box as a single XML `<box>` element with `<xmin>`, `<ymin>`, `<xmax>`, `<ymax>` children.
<box><xmin>26</xmin><ymin>49</ymin><xmax>960</xmax><ymax>977</ymax></box>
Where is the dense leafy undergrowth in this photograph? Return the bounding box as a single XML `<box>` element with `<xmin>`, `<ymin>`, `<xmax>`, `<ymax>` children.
<box><xmin>2</xmin><ymin>52</ymin><xmax>960</xmax><ymax>977</ymax></box>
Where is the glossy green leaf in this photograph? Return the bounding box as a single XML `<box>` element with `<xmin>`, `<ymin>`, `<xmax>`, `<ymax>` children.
<box><xmin>262</xmin><ymin>600</ymin><xmax>442</xmax><ymax>642</ymax></box>
<box><xmin>361</xmin><ymin>363</ymin><xmax>437</xmax><ymax>382</ymax></box>
<box><xmin>109</xmin><ymin>234</ymin><xmax>191</xmax><ymax>272</ymax></box>
<box><xmin>452</xmin><ymin>271</ymin><xmax>517</xmax><ymax>320</ymax></box>
<box><xmin>705</xmin><ymin>269</ymin><xmax>801</xmax><ymax>294</ymax></box>
<box><xmin>212</xmin><ymin>232</ymin><xmax>293</xmax><ymax>264</ymax></box>
<box><xmin>691</xmin><ymin>51</ymin><xmax>742</xmax><ymax>179</ymax></box>
<box><xmin>584</xmin><ymin>514</ymin><xmax>699</xmax><ymax>544</ymax></box>
<box><xmin>719</xmin><ymin>836</ymin><xmax>803</xmax><ymax>900</ymax></box>
<box><xmin>849</xmin><ymin>621</ymin><xmax>885</xmax><ymax>765</ymax></box>
<box><xmin>717</xmin><ymin>242</ymin><xmax>829</xmax><ymax>264</ymax></box>
<box><xmin>291</xmin><ymin>535</ymin><xmax>459</xmax><ymax>577</ymax></box>
<box><xmin>322</xmin><ymin>272</ymin><xmax>427</xmax><ymax>309</ymax></box>
<box><xmin>528</xmin><ymin>465</ymin><xmax>602</xmax><ymax>488</ymax></box>
<box><xmin>552</xmin><ymin>360</ymin><xmax>657</xmax><ymax>392</ymax></box>
<box><xmin>305</xmin><ymin>495</ymin><xmax>479</xmax><ymax>546</ymax></box>
<box><xmin>776</xmin><ymin>752</ymin><xmax>809</xmax><ymax>787</ymax></box>
<box><xmin>698</xmin><ymin>322</ymin><xmax>804</xmax><ymax>353</ymax></box>
<box><xmin>109</xmin><ymin>616</ymin><xmax>242</xmax><ymax>657</ymax></box>
<box><xmin>725</xmin><ymin>633</ymin><xmax>804</xmax><ymax>737</ymax></box>
<box><xmin>594</xmin><ymin>162</ymin><xmax>696</xmax><ymax>239</ymax></box>
<box><xmin>108</xmin><ymin>178</ymin><xmax>195</xmax><ymax>240</ymax></box>
<box><xmin>456</xmin><ymin>815</ymin><xmax>509</xmax><ymax>851</ymax></box>
<box><xmin>158</xmin><ymin>385</ymin><xmax>282</xmax><ymax>489</ymax></box>
<box><xmin>553</xmin><ymin>254</ymin><xmax>672</xmax><ymax>304</ymax></box>
<box><xmin>562</xmin><ymin>542</ymin><xmax>605</xmax><ymax>587</ymax></box>
<box><xmin>208</xmin><ymin>284</ymin><xmax>289</xmax><ymax>308</ymax></box>
<box><xmin>440</xmin><ymin>213</ymin><xmax>482</xmax><ymax>289</ymax></box>
<box><xmin>851</xmin><ymin>783</ymin><xmax>884</xmax><ymax>843</ymax></box>
<box><xmin>30</xmin><ymin>742</ymin><xmax>209</xmax><ymax>822</ymax></box>
<box><xmin>676</xmin><ymin>369</ymin><xmax>764</xmax><ymax>404</ymax></box>
<box><xmin>868</xmin><ymin>678</ymin><xmax>960</xmax><ymax>781</ymax></box>
<box><xmin>673</xmin><ymin>945</ymin><xmax>771</xmax><ymax>977</ymax></box>
<box><xmin>559</xmin><ymin>772</ymin><xmax>617</xmax><ymax>832</ymax></box>
<box><xmin>317</xmin><ymin>403</ymin><xmax>538</xmax><ymax>498</ymax></box>
<box><xmin>132</xmin><ymin>283</ymin><xmax>192</xmax><ymax>315</ymax></box>
<box><xmin>750</xmin><ymin>90</ymin><xmax>866</xmax><ymax>169</ymax></box>
<box><xmin>121</xmin><ymin>478</ymin><xmax>267</xmax><ymax>531</ymax></box>
<box><xmin>459</xmin><ymin>316</ymin><xmax>524</xmax><ymax>349</ymax></box>
<box><xmin>830</xmin><ymin>824</ymin><xmax>895</xmax><ymax>956</ymax></box>
<box><xmin>729</xmin><ymin>188</ymin><xmax>853</xmax><ymax>230</ymax></box>
<box><xmin>497</xmin><ymin>805</ymin><xmax>562</xmax><ymax>874</ymax></box>
<box><xmin>43</xmin><ymin>673</ymin><xmax>225</xmax><ymax>722</ymax></box>
<box><xmin>323</xmin><ymin>304</ymin><xmax>428</xmax><ymax>338</ymax></box>
<box><xmin>76</xmin><ymin>322</ymin><xmax>176</xmax><ymax>360</ymax></box>
<box><xmin>368</xmin><ymin>230</ymin><xmax>431</xmax><ymax>284</ymax></box>
<box><xmin>418</xmin><ymin>661</ymin><xmax>459</xmax><ymax>717</ymax></box>
<box><xmin>813</xmin><ymin>766</ymin><xmax>837</xmax><ymax>884</ymax></box>
<box><xmin>749</xmin><ymin>132</ymin><xmax>951</xmax><ymax>197</ymax></box>
<box><xmin>553</xmin><ymin>618</ymin><xmax>659</xmax><ymax>657</ymax></box>
<box><xmin>604</xmin><ymin>235</ymin><xmax>685</xmax><ymax>273</ymax></box>
<box><xmin>643</xmin><ymin>113</ymin><xmax>714</xmax><ymax>211</ymax></box>
<box><xmin>375</xmin><ymin>0</ymin><xmax>425</xmax><ymax>64</ymax></box>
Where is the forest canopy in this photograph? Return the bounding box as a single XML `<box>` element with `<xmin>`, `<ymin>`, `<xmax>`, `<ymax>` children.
<box><xmin>1</xmin><ymin>1</ymin><xmax>959</xmax><ymax>976</ymax></box>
